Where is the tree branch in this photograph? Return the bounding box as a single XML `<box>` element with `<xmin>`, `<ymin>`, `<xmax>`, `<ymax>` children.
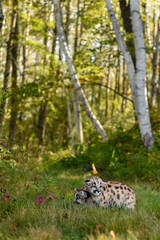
<box><xmin>82</xmin><ymin>80</ymin><xmax>133</xmax><ymax>103</ymax></box>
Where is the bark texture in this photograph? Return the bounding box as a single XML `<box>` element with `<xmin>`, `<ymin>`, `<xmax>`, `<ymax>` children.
<box><xmin>130</xmin><ymin>0</ymin><xmax>154</xmax><ymax>149</ymax></box>
<box><xmin>53</xmin><ymin>0</ymin><xmax>107</xmax><ymax>141</ymax></box>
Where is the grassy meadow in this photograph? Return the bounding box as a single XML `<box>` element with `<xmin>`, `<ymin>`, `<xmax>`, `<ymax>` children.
<box><xmin>0</xmin><ymin>167</ymin><xmax>160</xmax><ymax>240</ymax></box>
<box><xmin>1</xmin><ymin>119</ymin><xmax>160</xmax><ymax>240</ymax></box>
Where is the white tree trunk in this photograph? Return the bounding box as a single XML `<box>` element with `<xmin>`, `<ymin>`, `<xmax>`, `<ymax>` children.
<box><xmin>53</xmin><ymin>0</ymin><xmax>107</xmax><ymax>141</ymax></box>
<box><xmin>130</xmin><ymin>0</ymin><xmax>154</xmax><ymax>149</ymax></box>
<box><xmin>60</xmin><ymin>49</ymin><xmax>75</xmax><ymax>150</ymax></box>
<box><xmin>105</xmin><ymin>0</ymin><xmax>154</xmax><ymax>149</ymax></box>
<box><xmin>64</xmin><ymin>85</ymin><xmax>75</xmax><ymax>150</ymax></box>
<box><xmin>105</xmin><ymin>0</ymin><xmax>137</xmax><ymax>110</ymax></box>
<box><xmin>72</xmin><ymin>90</ymin><xmax>83</xmax><ymax>144</ymax></box>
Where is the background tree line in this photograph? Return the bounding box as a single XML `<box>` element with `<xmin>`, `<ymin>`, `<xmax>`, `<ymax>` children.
<box><xmin>0</xmin><ymin>0</ymin><xmax>159</xmax><ymax>152</ymax></box>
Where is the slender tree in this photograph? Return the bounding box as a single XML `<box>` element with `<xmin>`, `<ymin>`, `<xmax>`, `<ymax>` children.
<box><xmin>53</xmin><ymin>0</ymin><xmax>107</xmax><ymax>141</ymax></box>
<box><xmin>105</xmin><ymin>0</ymin><xmax>154</xmax><ymax>149</ymax></box>
<box><xmin>8</xmin><ymin>0</ymin><xmax>19</xmax><ymax>147</ymax></box>
<box><xmin>156</xmin><ymin>52</ymin><xmax>160</xmax><ymax>109</ymax></box>
<box><xmin>73</xmin><ymin>0</ymin><xmax>83</xmax><ymax>145</ymax></box>
<box><xmin>105</xmin><ymin>0</ymin><xmax>136</xmax><ymax>109</ymax></box>
<box><xmin>119</xmin><ymin>0</ymin><xmax>136</xmax><ymax>67</ymax></box>
<box><xmin>150</xmin><ymin>19</ymin><xmax>160</xmax><ymax>106</ymax></box>
<box><xmin>130</xmin><ymin>0</ymin><xmax>154</xmax><ymax>149</ymax></box>
<box><xmin>38</xmin><ymin>100</ymin><xmax>48</xmax><ymax>146</ymax></box>
<box><xmin>72</xmin><ymin>89</ymin><xmax>83</xmax><ymax>144</ymax></box>
<box><xmin>0</xmin><ymin>0</ymin><xmax>18</xmax><ymax>134</ymax></box>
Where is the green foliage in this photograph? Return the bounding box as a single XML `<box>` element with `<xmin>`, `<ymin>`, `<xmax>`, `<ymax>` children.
<box><xmin>47</xmin><ymin>114</ymin><xmax>160</xmax><ymax>186</ymax></box>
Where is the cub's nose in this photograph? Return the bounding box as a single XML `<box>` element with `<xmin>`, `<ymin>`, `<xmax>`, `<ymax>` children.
<box><xmin>93</xmin><ymin>190</ymin><xmax>100</xmax><ymax>194</ymax></box>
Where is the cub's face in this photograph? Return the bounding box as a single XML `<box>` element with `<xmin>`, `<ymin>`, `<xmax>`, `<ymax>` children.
<box><xmin>84</xmin><ymin>176</ymin><xmax>104</xmax><ymax>196</ymax></box>
<box><xmin>74</xmin><ymin>187</ymin><xmax>91</xmax><ymax>204</ymax></box>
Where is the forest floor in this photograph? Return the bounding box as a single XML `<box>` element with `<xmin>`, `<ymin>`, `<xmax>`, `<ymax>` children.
<box><xmin>0</xmin><ymin>165</ymin><xmax>160</xmax><ymax>240</ymax></box>
<box><xmin>1</xmin><ymin>115</ymin><xmax>160</xmax><ymax>239</ymax></box>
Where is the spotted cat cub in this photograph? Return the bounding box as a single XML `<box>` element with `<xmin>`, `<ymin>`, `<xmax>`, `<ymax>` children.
<box><xmin>74</xmin><ymin>187</ymin><xmax>94</xmax><ymax>205</ymax></box>
<box><xmin>84</xmin><ymin>176</ymin><xmax>136</xmax><ymax>209</ymax></box>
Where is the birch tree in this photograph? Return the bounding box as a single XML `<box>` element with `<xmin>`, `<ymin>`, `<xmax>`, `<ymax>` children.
<box><xmin>72</xmin><ymin>89</ymin><xmax>83</xmax><ymax>144</ymax></box>
<box><xmin>105</xmin><ymin>0</ymin><xmax>154</xmax><ymax>149</ymax></box>
<box><xmin>53</xmin><ymin>0</ymin><xmax>107</xmax><ymax>141</ymax></box>
<box><xmin>130</xmin><ymin>0</ymin><xmax>154</xmax><ymax>149</ymax></box>
<box><xmin>73</xmin><ymin>0</ymin><xmax>83</xmax><ymax>145</ymax></box>
<box><xmin>105</xmin><ymin>0</ymin><xmax>136</xmax><ymax>109</ymax></box>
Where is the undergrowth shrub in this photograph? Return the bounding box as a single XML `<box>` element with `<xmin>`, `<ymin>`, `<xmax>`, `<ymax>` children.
<box><xmin>45</xmin><ymin>116</ymin><xmax>160</xmax><ymax>185</ymax></box>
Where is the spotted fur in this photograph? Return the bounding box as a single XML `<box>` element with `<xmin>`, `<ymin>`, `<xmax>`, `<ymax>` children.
<box><xmin>84</xmin><ymin>176</ymin><xmax>136</xmax><ymax>209</ymax></box>
<box><xmin>74</xmin><ymin>186</ymin><xmax>94</xmax><ymax>205</ymax></box>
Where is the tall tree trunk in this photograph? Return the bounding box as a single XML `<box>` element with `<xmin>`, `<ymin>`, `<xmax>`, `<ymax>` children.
<box><xmin>0</xmin><ymin>0</ymin><xmax>3</xmax><ymax>30</ymax></box>
<box><xmin>38</xmin><ymin>5</ymin><xmax>49</xmax><ymax>147</ymax></box>
<box><xmin>79</xmin><ymin>0</ymin><xmax>85</xmax><ymax>49</ymax></box>
<box><xmin>60</xmin><ymin>47</ymin><xmax>75</xmax><ymax>149</ymax></box>
<box><xmin>53</xmin><ymin>0</ymin><xmax>107</xmax><ymax>141</ymax></box>
<box><xmin>64</xmin><ymin>0</ymin><xmax>71</xmax><ymax>44</ymax></box>
<box><xmin>64</xmin><ymin>86</ymin><xmax>74</xmax><ymax>149</ymax></box>
<box><xmin>105</xmin><ymin>0</ymin><xmax>154</xmax><ymax>149</ymax></box>
<box><xmin>0</xmin><ymin>0</ymin><xmax>18</xmax><ymax>134</ymax></box>
<box><xmin>105</xmin><ymin>0</ymin><xmax>136</xmax><ymax>111</ymax></box>
<box><xmin>156</xmin><ymin>52</ymin><xmax>160</xmax><ymax>110</ymax></box>
<box><xmin>9</xmin><ymin>0</ymin><xmax>19</xmax><ymax>147</ymax></box>
<box><xmin>105</xmin><ymin>62</ymin><xmax>110</xmax><ymax>118</ymax></box>
<box><xmin>38</xmin><ymin>101</ymin><xmax>48</xmax><ymax>146</ymax></box>
<box><xmin>74</xmin><ymin>0</ymin><xmax>80</xmax><ymax>53</ymax></box>
<box><xmin>119</xmin><ymin>0</ymin><xmax>136</xmax><ymax>67</ymax></box>
<box><xmin>72</xmin><ymin>89</ymin><xmax>83</xmax><ymax>144</ymax></box>
<box><xmin>111</xmin><ymin>57</ymin><xmax>120</xmax><ymax>117</ymax></box>
<box><xmin>121</xmin><ymin>59</ymin><xmax>126</xmax><ymax>113</ymax></box>
<box><xmin>72</xmin><ymin>0</ymin><xmax>83</xmax><ymax>144</ymax></box>
<box><xmin>21</xmin><ymin>0</ymin><xmax>30</xmax><ymax>85</ymax></box>
<box><xmin>130</xmin><ymin>0</ymin><xmax>154</xmax><ymax>149</ymax></box>
<box><xmin>150</xmin><ymin>19</ymin><xmax>160</xmax><ymax>106</ymax></box>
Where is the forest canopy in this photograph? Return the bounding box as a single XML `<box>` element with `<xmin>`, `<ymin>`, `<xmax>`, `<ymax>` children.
<box><xmin>0</xmin><ymin>0</ymin><xmax>159</xmax><ymax>151</ymax></box>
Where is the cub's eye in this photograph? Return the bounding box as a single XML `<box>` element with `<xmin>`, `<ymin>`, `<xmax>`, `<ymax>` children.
<box><xmin>76</xmin><ymin>195</ymin><xmax>80</xmax><ymax>199</ymax></box>
<box><xmin>100</xmin><ymin>185</ymin><xmax>103</xmax><ymax>188</ymax></box>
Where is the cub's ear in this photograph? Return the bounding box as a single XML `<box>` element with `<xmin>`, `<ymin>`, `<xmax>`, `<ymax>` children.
<box><xmin>84</xmin><ymin>179</ymin><xmax>90</xmax><ymax>186</ymax></box>
<box><xmin>74</xmin><ymin>188</ymin><xmax>77</xmax><ymax>191</ymax></box>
